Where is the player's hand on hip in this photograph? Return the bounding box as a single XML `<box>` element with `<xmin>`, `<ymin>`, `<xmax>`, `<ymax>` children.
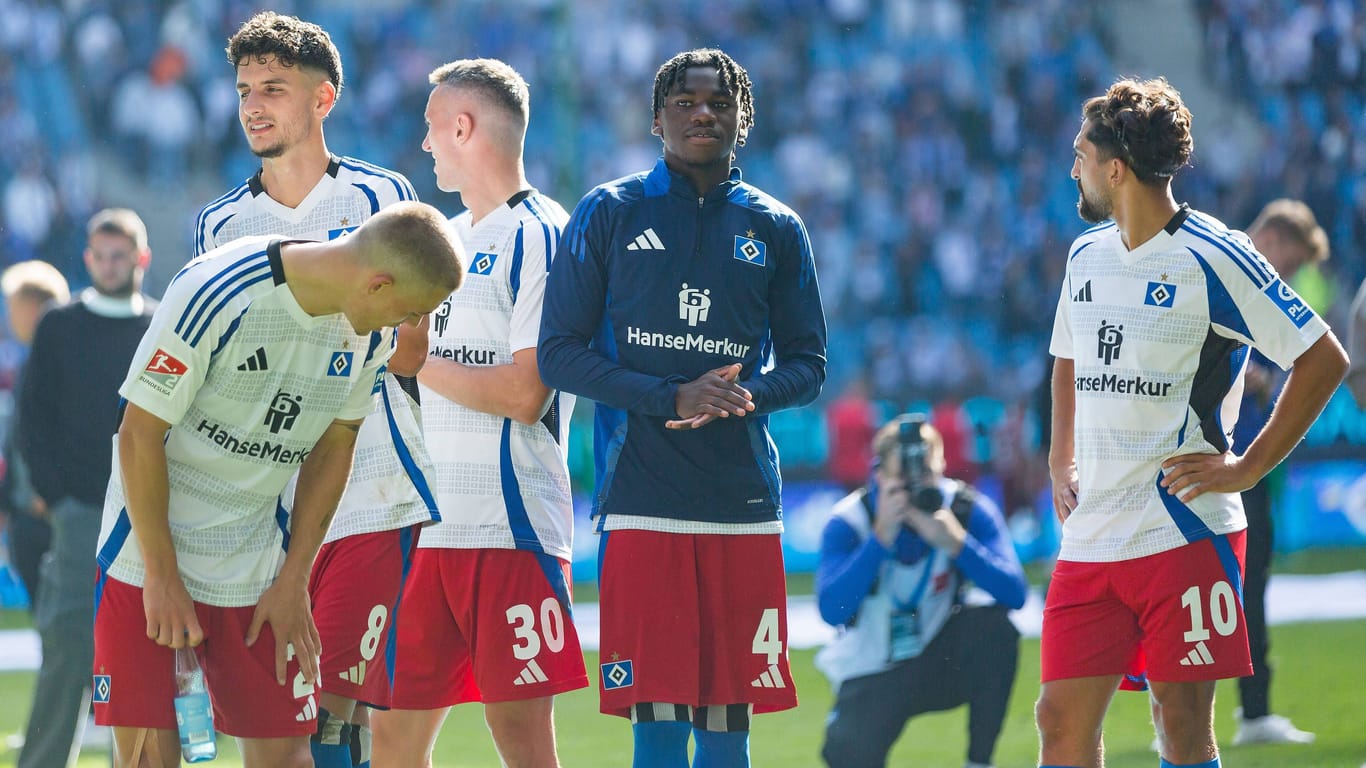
<box><xmin>672</xmin><ymin>363</ymin><xmax>755</xmax><ymax>427</ymax></box>
<box><xmin>142</xmin><ymin>575</ymin><xmax>204</xmax><ymax>648</ymax></box>
<box><xmin>245</xmin><ymin>579</ymin><xmax>321</xmax><ymax>686</ymax></box>
<box><xmin>1049</xmin><ymin>461</ymin><xmax>1079</xmax><ymax>522</ymax></box>
<box><xmin>1160</xmin><ymin>451</ymin><xmax>1252</xmax><ymax>502</ymax></box>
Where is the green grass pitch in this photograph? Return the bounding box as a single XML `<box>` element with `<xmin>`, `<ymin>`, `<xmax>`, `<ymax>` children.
<box><xmin>1</xmin><ymin>619</ymin><xmax>1363</xmax><ymax>767</ymax></box>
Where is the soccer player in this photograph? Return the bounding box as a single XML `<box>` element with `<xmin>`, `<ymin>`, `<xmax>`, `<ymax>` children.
<box><xmin>194</xmin><ymin>13</ymin><xmax>438</xmax><ymax>768</ymax></box>
<box><xmin>91</xmin><ymin>202</ymin><xmax>461</xmax><ymax>768</ymax></box>
<box><xmin>370</xmin><ymin>58</ymin><xmax>587</xmax><ymax>768</ymax></box>
<box><xmin>1041</xmin><ymin>78</ymin><xmax>1348</xmax><ymax>768</ymax></box>
<box><xmin>538</xmin><ymin>48</ymin><xmax>827</xmax><ymax>767</ymax></box>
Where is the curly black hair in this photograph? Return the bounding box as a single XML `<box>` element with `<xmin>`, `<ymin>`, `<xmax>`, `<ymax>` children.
<box><xmin>652</xmin><ymin>48</ymin><xmax>754</xmax><ymax>146</ymax></box>
<box><xmin>1082</xmin><ymin>77</ymin><xmax>1193</xmax><ymax>185</ymax></box>
<box><xmin>227</xmin><ymin>11</ymin><xmax>343</xmax><ymax>96</ymax></box>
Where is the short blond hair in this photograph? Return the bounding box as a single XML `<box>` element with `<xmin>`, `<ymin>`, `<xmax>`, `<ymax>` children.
<box><xmin>1248</xmin><ymin>199</ymin><xmax>1329</xmax><ymax>264</ymax></box>
<box><xmin>2</xmin><ymin>260</ymin><xmax>70</xmax><ymax>305</ymax></box>
<box><xmin>87</xmin><ymin>208</ymin><xmax>149</xmax><ymax>252</ymax></box>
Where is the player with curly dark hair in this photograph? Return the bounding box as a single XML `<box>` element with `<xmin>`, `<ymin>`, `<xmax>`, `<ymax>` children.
<box><xmin>1040</xmin><ymin>77</ymin><xmax>1348</xmax><ymax>768</ymax></box>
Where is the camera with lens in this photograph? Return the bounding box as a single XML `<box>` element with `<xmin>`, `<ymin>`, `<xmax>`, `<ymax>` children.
<box><xmin>895</xmin><ymin>415</ymin><xmax>944</xmax><ymax>513</ymax></box>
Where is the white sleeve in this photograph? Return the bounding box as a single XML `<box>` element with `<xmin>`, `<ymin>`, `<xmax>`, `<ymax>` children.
<box><xmin>118</xmin><ymin>272</ymin><xmax>219</xmax><ymax>425</ymax></box>
<box><xmin>508</xmin><ymin>218</ymin><xmax>557</xmax><ymax>353</ymax></box>
<box><xmin>1203</xmin><ymin>240</ymin><xmax>1329</xmax><ymax>370</ymax></box>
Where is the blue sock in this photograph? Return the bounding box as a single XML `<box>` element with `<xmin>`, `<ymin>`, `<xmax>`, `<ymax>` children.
<box><xmin>692</xmin><ymin>728</ymin><xmax>749</xmax><ymax>768</ymax></box>
<box><xmin>1160</xmin><ymin>758</ymin><xmax>1220</xmax><ymax>767</ymax></box>
<box><xmin>311</xmin><ymin>709</ymin><xmax>353</xmax><ymax>768</ymax></box>
<box><xmin>311</xmin><ymin>740</ymin><xmax>352</xmax><ymax>768</ymax></box>
<box><xmin>632</xmin><ymin>720</ymin><xmax>691</xmax><ymax>768</ymax></box>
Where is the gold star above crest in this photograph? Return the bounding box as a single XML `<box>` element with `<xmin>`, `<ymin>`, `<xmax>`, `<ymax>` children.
<box><xmin>611</xmin><ymin>651</ymin><xmax>621</xmax><ymax>661</ymax></box>
<box><xmin>745</xmin><ymin>229</ymin><xmax>755</xmax><ymax>239</ymax></box>
<box><xmin>342</xmin><ymin>339</ymin><xmax>350</xmax><ymax>350</ymax></box>
<box><xmin>340</xmin><ymin>217</ymin><xmax>350</xmax><ymax>227</ymax></box>
<box><xmin>1160</xmin><ymin>273</ymin><xmax>1169</xmax><ymax>282</ymax></box>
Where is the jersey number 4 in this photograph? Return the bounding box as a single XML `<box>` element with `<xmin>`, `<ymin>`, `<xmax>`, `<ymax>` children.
<box><xmin>752</xmin><ymin>608</ymin><xmax>783</xmax><ymax>665</ymax></box>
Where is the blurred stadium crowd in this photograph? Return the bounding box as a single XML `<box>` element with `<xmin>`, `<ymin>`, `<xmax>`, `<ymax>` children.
<box><xmin>1</xmin><ymin>0</ymin><xmax>1363</xmax><ymax>484</ymax></box>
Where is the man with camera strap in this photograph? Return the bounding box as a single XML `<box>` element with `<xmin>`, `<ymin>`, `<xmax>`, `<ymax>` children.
<box><xmin>815</xmin><ymin>414</ymin><xmax>1027</xmax><ymax>768</ymax></box>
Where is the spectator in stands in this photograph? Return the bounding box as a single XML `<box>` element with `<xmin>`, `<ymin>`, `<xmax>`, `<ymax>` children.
<box><xmin>827</xmin><ymin>375</ymin><xmax>878</xmax><ymax>491</ymax></box>
<box><xmin>816</xmin><ymin>414</ymin><xmax>1025</xmax><ymax>768</ymax></box>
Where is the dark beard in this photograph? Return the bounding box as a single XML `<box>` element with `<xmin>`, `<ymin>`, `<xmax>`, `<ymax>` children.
<box><xmin>252</xmin><ymin>143</ymin><xmax>286</xmax><ymax>159</ymax></box>
<box><xmin>97</xmin><ymin>274</ymin><xmax>137</xmax><ymax>298</ymax></box>
<box><xmin>1076</xmin><ymin>182</ymin><xmax>1110</xmax><ymax>224</ymax></box>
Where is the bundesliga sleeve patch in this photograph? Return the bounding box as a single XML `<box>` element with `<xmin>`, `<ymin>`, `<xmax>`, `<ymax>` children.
<box><xmin>138</xmin><ymin>348</ymin><xmax>188</xmax><ymax>395</ymax></box>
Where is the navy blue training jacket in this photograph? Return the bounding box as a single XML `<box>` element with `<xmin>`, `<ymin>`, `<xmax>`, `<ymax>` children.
<box><xmin>538</xmin><ymin>158</ymin><xmax>828</xmax><ymax>525</ymax></box>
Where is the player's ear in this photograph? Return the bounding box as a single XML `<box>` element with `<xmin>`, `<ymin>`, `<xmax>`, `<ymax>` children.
<box><xmin>651</xmin><ymin>114</ymin><xmax>662</xmax><ymax>138</ymax></box>
<box><xmin>366</xmin><ymin>272</ymin><xmax>395</xmax><ymax>295</ymax></box>
<box><xmin>316</xmin><ymin>79</ymin><xmax>338</xmax><ymax>117</ymax></box>
<box><xmin>137</xmin><ymin>248</ymin><xmax>152</xmax><ymax>270</ymax></box>
<box><xmin>455</xmin><ymin>112</ymin><xmax>474</xmax><ymax>144</ymax></box>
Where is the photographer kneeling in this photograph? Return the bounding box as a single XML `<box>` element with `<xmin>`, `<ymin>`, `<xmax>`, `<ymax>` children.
<box><xmin>816</xmin><ymin>414</ymin><xmax>1027</xmax><ymax>768</ymax></box>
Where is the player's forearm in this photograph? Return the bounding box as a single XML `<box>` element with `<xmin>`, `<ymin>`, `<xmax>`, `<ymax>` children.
<box><xmin>538</xmin><ymin>334</ymin><xmax>681</xmax><ymax>417</ymax></box>
<box><xmin>388</xmin><ymin>321</ymin><xmax>429</xmax><ymax>377</ymax></box>
<box><xmin>418</xmin><ymin>348</ymin><xmax>552</xmax><ymax>425</ymax></box>
<box><xmin>117</xmin><ymin>414</ymin><xmax>179</xmax><ymax>581</ymax></box>
<box><xmin>281</xmin><ymin>421</ymin><xmax>360</xmax><ymax>582</ymax></box>
<box><xmin>1241</xmin><ymin>332</ymin><xmax>1348</xmax><ymax>479</ymax></box>
<box><xmin>744</xmin><ymin>352</ymin><xmax>826</xmax><ymax>415</ymax></box>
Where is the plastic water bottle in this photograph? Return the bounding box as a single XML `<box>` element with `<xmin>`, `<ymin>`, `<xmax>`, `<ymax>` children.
<box><xmin>174</xmin><ymin>645</ymin><xmax>217</xmax><ymax>762</ymax></box>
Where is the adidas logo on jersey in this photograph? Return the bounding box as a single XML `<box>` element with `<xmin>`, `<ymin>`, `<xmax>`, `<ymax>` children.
<box><xmin>296</xmin><ymin>694</ymin><xmax>318</xmax><ymax>722</ymax></box>
<box><xmin>237</xmin><ymin>347</ymin><xmax>268</xmax><ymax>371</ymax></box>
<box><xmin>750</xmin><ymin>664</ymin><xmax>786</xmax><ymax>689</ymax></box>
<box><xmin>626</xmin><ymin>228</ymin><xmax>666</xmax><ymax>251</ymax></box>
<box><xmin>1074</xmin><ymin>280</ymin><xmax>1093</xmax><ymax>302</ymax></box>
<box><xmin>338</xmin><ymin>660</ymin><xmax>367</xmax><ymax>686</ymax></box>
<box><xmin>513</xmin><ymin>659</ymin><xmax>550</xmax><ymax>686</ymax></box>
<box><xmin>1179</xmin><ymin>641</ymin><xmax>1216</xmax><ymax>667</ymax></box>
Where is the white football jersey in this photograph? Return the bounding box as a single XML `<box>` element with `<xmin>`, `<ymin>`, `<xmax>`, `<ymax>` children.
<box><xmin>194</xmin><ymin>157</ymin><xmax>438</xmax><ymax>543</ymax></box>
<box><xmin>1049</xmin><ymin>206</ymin><xmax>1328</xmax><ymax>562</ymax></box>
<box><xmin>418</xmin><ymin>191</ymin><xmax>575</xmax><ymax>560</ymax></box>
<box><xmin>98</xmin><ymin>237</ymin><xmax>393</xmax><ymax>606</ymax></box>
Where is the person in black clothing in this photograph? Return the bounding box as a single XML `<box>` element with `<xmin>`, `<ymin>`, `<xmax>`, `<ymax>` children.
<box><xmin>16</xmin><ymin>209</ymin><xmax>157</xmax><ymax>768</ymax></box>
<box><xmin>0</xmin><ymin>260</ymin><xmax>69</xmax><ymax>615</ymax></box>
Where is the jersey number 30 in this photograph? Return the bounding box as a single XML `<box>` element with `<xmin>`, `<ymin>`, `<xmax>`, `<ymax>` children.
<box><xmin>507</xmin><ymin>598</ymin><xmax>566</xmax><ymax>660</ymax></box>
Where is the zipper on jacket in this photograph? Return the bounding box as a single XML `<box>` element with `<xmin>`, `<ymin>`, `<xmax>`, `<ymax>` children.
<box><xmin>694</xmin><ymin>196</ymin><xmax>704</xmax><ymax>258</ymax></box>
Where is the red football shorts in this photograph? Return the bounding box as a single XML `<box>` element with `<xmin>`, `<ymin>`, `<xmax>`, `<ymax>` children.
<box><xmin>1042</xmin><ymin>531</ymin><xmax>1251</xmax><ymax>684</ymax></box>
<box><xmin>597</xmin><ymin>529</ymin><xmax>798</xmax><ymax>718</ymax></box>
<box><xmin>308</xmin><ymin>525</ymin><xmax>419</xmax><ymax>708</ymax></box>
<box><xmin>92</xmin><ymin>574</ymin><xmax>318</xmax><ymax>738</ymax></box>
<box><xmin>387</xmin><ymin>548</ymin><xmax>588</xmax><ymax>708</ymax></box>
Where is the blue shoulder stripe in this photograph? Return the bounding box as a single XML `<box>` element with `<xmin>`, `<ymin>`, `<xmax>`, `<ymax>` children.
<box><xmin>1068</xmin><ymin>240</ymin><xmax>1097</xmax><ymax>262</ymax></box>
<box><xmin>1180</xmin><ymin>220</ymin><xmax>1272</xmax><ymax>288</ymax></box>
<box><xmin>1183</xmin><ymin>213</ymin><xmax>1273</xmax><ymax>285</ymax></box>
<box><xmin>338</xmin><ymin>157</ymin><xmax>415</xmax><ymax>203</ymax></box>
<box><xmin>510</xmin><ymin>226</ymin><xmax>525</xmax><ymax>303</ymax></box>
<box><xmin>351</xmin><ymin>182</ymin><xmax>381</xmax><ymax>215</ymax></box>
<box><xmin>195</xmin><ymin>182</ymin><xmax>251</xmax><ymax>254</ymax></box>
<box><xmin>174</xmin><ymin>250</ymin><xmax>272</xmax><ymax>347</ymax></box>
<box><xmin>569</xmin><ymin>188</ymin><xmax>612</xmax><ymax>263</ymax></box>
<box><xmin>520</xmin><ymin>197</ymin><xmax>563</xmax><ymax>272</ymax></box>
